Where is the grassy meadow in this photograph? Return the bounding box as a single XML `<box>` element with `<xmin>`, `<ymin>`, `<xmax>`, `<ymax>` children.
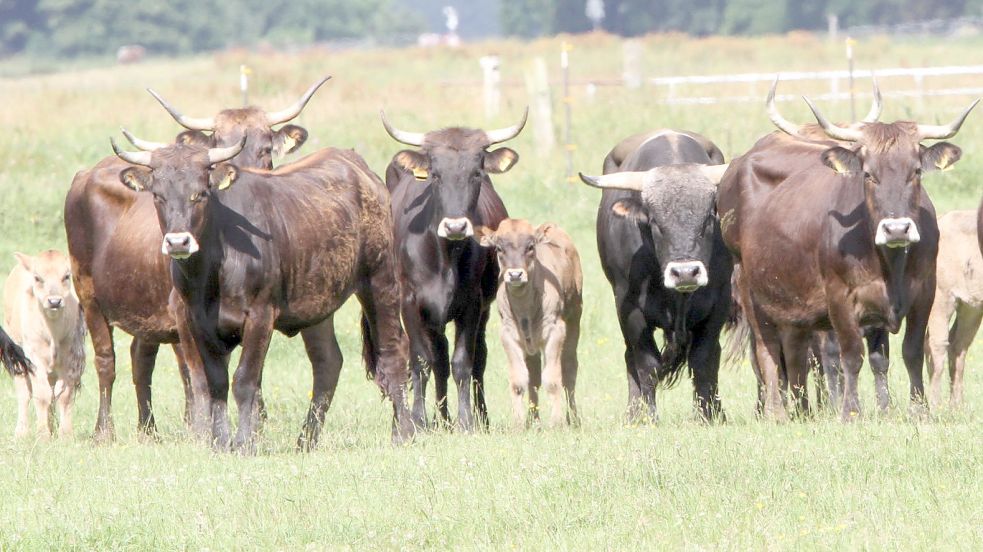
<box><xmin>1</xmin><ymin>32</ymin><xmax>982</xmax><ymax>549</ymax></box>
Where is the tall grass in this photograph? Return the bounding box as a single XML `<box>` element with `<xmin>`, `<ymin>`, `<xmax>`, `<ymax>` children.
<box><xmin>0</xmin><ymin>31</ymin><xmax>981</xmax><ymax>549</ymax></box>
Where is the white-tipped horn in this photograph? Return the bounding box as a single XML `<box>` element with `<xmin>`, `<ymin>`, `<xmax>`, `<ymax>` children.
<box><xmin>766</xmin><ymin>77</ymin><xmax>803</xmax><ymax>136</ymax></box>
<box><xmin>147</xmin><ymin>88</ymin><xmax>216</xmax><ymax>131</ymax></box>
<box><xmin>120</xmin><ymin>128</ymin><xmax>168</xmax><ymax>152</ymax></box>
<box><xmin>578</xmin><ymin>171</ymin><xmax>646</xmax><ymax>192</ymax></box>
<box><xmin>803</xmin><ymin>96</ymin><xmax>864</xmax><ymax>142</ymax></box>
<box><xmin>916</xmin><ymin>98</ymin><xmax>980</xmax><ymax>140</ymax></box>
<box><xmin>861</xmin><ymin>76</ymin><xmax>883</xmax><ymax>123</ymax></box>
<box><xmin>380</xmin><ymin>110</ymin><xmax>426</xmax><ymax>146</ymax></box>
<box><xmin>484</xmin><ymin>108</ymin><xmax>529</xmax><ymax>144</ymax></box>
<box><xmin>699</xmin><ymin>163</ymin><xmax>730</xmax><ymax>185</ymax></box>
<box><xmin>111</xmin><ymin>137</ymin><xmax>153</xmax><ymax>166</ymax></box>
<box><xmin>207</xmin><ymin>137</ymin><xmax>246</xmax><ymax>165</ymax></box>
<box><xmin>265</xmin><ymin>76</ymin><xmax>331</xmax><ymax>125</ymax></box>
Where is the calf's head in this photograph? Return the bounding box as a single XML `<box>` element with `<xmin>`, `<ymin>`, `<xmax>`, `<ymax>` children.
<box><xmin>381</xmin><ymin>110</ymin><xmax>526</xmax><ymax>240</ymax></box>
<box><xmin>476</xmin><ymin>218</ymin><xmax>553</xmax><ymax>288</ymax></box>
<box><xmin>112</xmin><ymin>132</ymin><xmax>245</xmax><ymax>259</ymax></box>
<box><xmin>802</xmin><ymin>96</ymin><xmax>978</xmax><ymax>249</ymax></box>
<box><xmin>148</xmin><ymin>77</ymin><xmax>329</xmax><ymax>169</ymax></box>
<box><xmin>580</xmin><ymin>164</ymin><xmax>728</xmax><ymax>293</ymax></box>
<box><xmin>15</xmin><ymin>250</ymin><xmax>75</xmax><ymax>314</ymax></box>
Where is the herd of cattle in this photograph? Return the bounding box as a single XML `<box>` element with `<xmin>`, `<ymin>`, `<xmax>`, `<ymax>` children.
<box><xmin>1</xmin><ymin>75</ymin><xmax>981</xmax><ymax>452</ymax></box>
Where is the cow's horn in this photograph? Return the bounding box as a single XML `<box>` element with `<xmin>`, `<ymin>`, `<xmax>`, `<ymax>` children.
<box><xmin>803</xmin><ymin>96</ymin><xmax>864</xmax><ymax>142</ymax></box>
<box><xmin>699</xmin><ymin>163</ymin><xmax>730</xmax><ymax>185</ymax></box>
<box><xmin>380</xmin><ymin>110</ymin><xmax>426</xmax><ymax>146</ymax></box>
<box><xmin>485</xmin><ymin>108</ymin><xmax>529</xmax><ymax>144</ymax></box>
<box><xmin>916</xmin><ymin>98</ymin><xmax>980</xmax><ymax>140</ymax></box>
<box><xmin>147</xmin><ymin>89</ymin><xmax>216</xmax><ymax>131</ymax></box>
<box><xmin>766</xmin><ymin>77</ymin><xmax>802</xmax><ymax>136</ymax></box>
<box><xmin>207</xmin><ymin>137</ymin><xmax>246</xmax><ymax>165</ymax></box>
<box><xmin>266</xmin><ymin>76</ymin><xmax>332</xmax><ymax>125</ymax></box>
<box><xmin>578</xmin><ymin>171</ymin><xmax>645</xmax><ymax>192</ymax></box>
<box><xmin>111</xmin><ymin>137</ymin><xmax>153</xmax><ymax>167</ymax></box>
<box><xmin>861</xmin><ymin>76</ymin><xmax>882</xmax><ymax>123</ymax></box>
<box><xmin>121</xmin><ymin>128</ymin><xmax>168</xmax><ymax>152</ymax></box>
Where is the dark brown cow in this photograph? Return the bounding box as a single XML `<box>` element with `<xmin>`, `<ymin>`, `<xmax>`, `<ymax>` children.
<box><xmin>721</xmin><ymin>92</ymin><xmax>977</xmax><ymax>421</ymax></box>
<box><xmin>380</xmin><ymin>111</ymin><xmax>524</xmax><ymax>431</ymax></box>
<box><xmin>978</xmin><ymin>196</ymin><xmax>983</xmax><ymax>256</ymax></box>
<box><xmin>64</xmin><ymin>78</ymin><xmax>329</xmax><ymax>441</ymax></box>
<box><xmin>109</xmin><ymin>134</ymin><xmax>412</xmax><ymax>452</ymax></box>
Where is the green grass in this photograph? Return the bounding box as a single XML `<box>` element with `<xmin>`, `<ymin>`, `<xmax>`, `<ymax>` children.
<box><xmin>0</xmin><ymin>31</ymin><xmax>982</xmax><ymax>549</ymax></box>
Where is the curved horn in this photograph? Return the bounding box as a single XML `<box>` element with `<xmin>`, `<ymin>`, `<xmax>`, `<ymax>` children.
<box><xmin>916</xmin><ymin>98</ymin><xmax>981</xmax><ymax>140</ymax></box>
<box><xmin>766</xmin><ymin>77</ymin><xmax>803</xmax><ymax>136</ymax></box>
<box><xmin>861</xmin><ymin>76</ymin><xmax>882</xmax><ymax>123</ymax></box>
<box><xmin>485</xmin><ymin>107</ymin><xmax>529</xmax><ymax>144</ymax></box>
<box><xmin>265</xmin><ymin>76</ymin><xmax>332</xmax><ymax>125</ymax></box>
<box><xmin>120</xmin><ymin>127</ymin><xmax>168</xmax><ymax>152</ymax></box>
<box><xmin>111</xmin><ymin>137</ymin><xmax>153</xmax><ymax>167</ymax></box>
<box><xmin>147</xmin><ymin>88</ymin><xmax>215</xmax><ymax>131</ymax></box>
<box><xmin>578</xmin><ymin>171</ymin><xmax>645</xmax><ymax>192</ymax></box>
<box><xmin>803</xmin><ymin>96</ymin><xmax>864</xmax><ymax>142</ymax></box>
<box><xmin>380</xmin><ymin>110</ymin><xmax>426</xmax><ymax>146</ymax></box>
<box><xmin>207</xmin><ymin>137</ymin><xmax>246</xmax><ymax>165</ymax></box>
<box><xmin>699</xmin><ymin>163</ymin><xmax>730</xmax><ymax>185</ymax></box>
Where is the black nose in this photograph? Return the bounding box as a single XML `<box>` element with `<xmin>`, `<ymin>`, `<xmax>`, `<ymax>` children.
<box><xmin>46</xmin><ymin>297</ymin><xmax>63</xmax><ymax>308</ymax></box>
<box><xmin>445</xmin><ymin>220</ymin><xmax>467</xmax><ymax>234</ymax></box>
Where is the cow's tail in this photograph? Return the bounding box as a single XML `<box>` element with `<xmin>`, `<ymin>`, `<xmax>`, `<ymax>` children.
<box><xmin>722</xmin><ymin>265</ymin><xmax>751</xmax><ymax>370</ymax></box>
<box><xmin>360</xmin><ymin>312</ymin><xmax>382</xmax><ymax>390</ymax></box>
<box><xmin>0</xmin><ymin>329</ymin><xmax>33</xmax><ymax>377</ymax></box>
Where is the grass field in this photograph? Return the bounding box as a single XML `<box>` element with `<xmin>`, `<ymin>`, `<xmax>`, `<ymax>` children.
<box><xmin>1</xmin><ymin>31</ymin><xmax>982</xmax><ymax>549</ymax></box>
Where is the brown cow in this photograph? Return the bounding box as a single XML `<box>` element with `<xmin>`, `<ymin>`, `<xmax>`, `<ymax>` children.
<box><xmin>925</xmin><ymin>209</ymin><xmax>983</xmax><ymax>407</ymax></box>
<box><xmin>477</xmin><ymin>219</ymin><xmax>583</xmax><ymax>427</ymax></box>
<box><xmin>64</xmin><ymin>78</ymin><xmax>329</xmax><ymax>441</ymax></box>
<box><xmin>722</xmin><ymin>93</ymin><xmax>977</xmax><ymax>421</ymax></box>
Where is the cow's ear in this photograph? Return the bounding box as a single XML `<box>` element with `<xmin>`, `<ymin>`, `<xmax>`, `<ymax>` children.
<box><xmin>119</xmin><ymin>167</ymin><xmax>152</xmax><ymax>192</ymax></box>
<box><xmin>176</xmin><ymin>130</ymin><xmax>211</xmax><ymax>147</ymax></box>
<box><xmin>535</xmin><ymin>223</ymin><xmax>555</xmax><ymax>244</ymax></box>
<box><xmin>921</xmin><ymin>142</ymin><xmax>962</xmax><ymax>173</ymax></box>
<box><xmin>484</xmin><ymin>147</ymin><xmax>519</xmax><ymax>173</ymax></box>
<box><xmin>475</xmin><ymin>225</ymin><xmax>496</xmax><ymax>248</ymax></box>
<box><xmin>275</xmin><ymin>124</ymin><xmax>308</xmax><ymax>156</ymax></box>
<box><xmin>821</xmin><ymin>147</ymin><xmax>862</xmax><ymax>175</ymax></box>
<box><xmin>611</xmin><ymin>199</ymin><xmax>648</xmax><ymax>224</ymax></box>
<box><xmin>209</xmin><ymin>163</ymin><xmax>239</xmax><ymax>191</ymax></box>
<box><xmin>394</xmin><ymin>150</ymin><xmax>430</xmax><ymax>180</ymax></box>
<box><xmin>13</xmin><ymin>252</ymin><xmax>32</xmax><ymax>273</ymax></box>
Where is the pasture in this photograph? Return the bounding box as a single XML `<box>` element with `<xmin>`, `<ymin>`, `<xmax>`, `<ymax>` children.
<box><xmin>1</xmin><ymin>32</ymin><xmax>982</xmax><ymax>549</ymax></box>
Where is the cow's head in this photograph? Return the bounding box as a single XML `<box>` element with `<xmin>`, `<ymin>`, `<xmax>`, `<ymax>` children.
<box><xmin>381</xmin><ymin>110</ymin><xmax>526</xmax><ymax>241</ymax></box>
<box><xmin>803</xmin><ymin>96</ymin><xmax>978</xmax><ymax>248</ymax></box>
<box><xmin>476</xmin><ymin>218</ymin><xmax>553</xmax><ymax>289</ymax></box>
<box><xmin>147</xmin><ymin>77</ymin><xmax>328</xmax><ymax>169</ymax></box>
<box><xmin>14</xmin><ymin>250</ymin><xmax>75</xmax><ymax>315</ymax></box>
<box><xmin>112</xmin><ymin>132</ymin><xmax>245</xmax><ymax>259</ymax></box>
<box><xmin>580</xmin><ymin>164</ymin><xmax>729</xmax><ymax>293</ymax></box>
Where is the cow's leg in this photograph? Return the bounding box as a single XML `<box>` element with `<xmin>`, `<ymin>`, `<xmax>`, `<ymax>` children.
<box><xmin>818</xmin><ymin>331</ymin><xmax>843</xmax><ymax>411</ymax></box>
<box><xmin>865</xmin><ymin>328</ymin><xmax>891</xmax><ymax>413</ymax></box>
<box><xmin>131</xmin><ymin>339</ymin><xmax>160</xmax><ymax>435</ymax></box>
<box><xmin>948</xmin><ymin>304</ymin><xmax>982</xmax><ymax>408</ymax></box>
<box><xmin>172</xmin><ymin>344</ymin><xmax>194</xmax><ymax>427</ymax></box>
<box><xmin>925</xmin><ymin>291</ymin><xmax>953</xmax><ymax>407</ymax></box>
<box><xmin>297</xmin><ymin>315</ymin><xmax>343</xmax><ymax>451</ymax></box>
<box><xmin>85</xmin><ymin>307</ymin><xmax>116</xmax><ymax>442</ymax></box>
<box><xmin>561</xmin><ymin>312</ymin><xmax>581</xmax><ymax>426</ymax></box>
<box><xmin>526</xmin><ymin>353</ymin><xmax>542</xmax><ymax>424</ymax></box>
<box><xmin>617</xmin><ymin>306</ymin><xmax>659</xmax><ymax>423</ymax></box>
<box><xmin>56</xmin><ymin>379</ymin><xmax>77</xmax><ymax>438</ymax></box>
<box><xmin>743</xmin><ymin>292</ymin><xmax>786</xmax><ymax>421</ymax></box>
<box><xmin>688</xmin><ymin>321</ymin><xmax>723</xmax><ymax>422</ymax></box>
<box><xmin>808</xmin><ymin>336</ymin><xmax>828</xmax><ymax>411</ymax></box>
<box><xmin>13</xmin><ymin>374</ymin><xmax>31</xmax><ymax>438</ymax></box>
<box><xmin>500</xmin><ymin>324</ymin><xmax>530</xmax><ymax>428</ymax></box>
<box><xmin>451</xmin><ymin>312</ymin><xmax>481</xmax><ymax>432</ymax></box>
<box><xmin>780</xmin><ymin>330</ymin><xmax>811</xmax><ymax>418</ymax></box>
<box><xmin>542</xmin><ymin>320</ymin><xmax>567</xmax><ymax>428</ymax></box>
<box><xmin>471</xmin><ymin>308</ymin><xmax>491</xmax><ymax>430</ymax></box>
<box><xmin>31</xmin><ymin>371</ymin><xmax>53</xmax><ymax>439</ymax></box>
<box><xmin>231</xmin><ymin>306</ymin><xmax>276</xmax><ymax>454</ymax></box>
<box><xmin>902</xmin><ymin>290</ymin><xmax>934</xmax><ymax>416</ymax></box>
<box><xmin>171</xmin><ymin>299</ymin><xmax>220</xmax><ymax>444</ymax></box>
<box><xmin>828</xmin><ymin>298</ymin><xmax>864</xmax><ymax>422</ymax></box>
<box><xmin>404</xmin><ymin>305</ymin><xmax>435</xmax><ymax>430</ymax></box>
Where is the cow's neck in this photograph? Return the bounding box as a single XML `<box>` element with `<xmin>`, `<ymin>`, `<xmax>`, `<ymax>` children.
<box><xmin>876</xmin><ymin>245</ymin><xmax>909</xmax><ymax>326</ymax></box>
<box><xmin>169</xmin><ymin>210</ymin><xmax>221</xmax><ymax>302</ymax></box>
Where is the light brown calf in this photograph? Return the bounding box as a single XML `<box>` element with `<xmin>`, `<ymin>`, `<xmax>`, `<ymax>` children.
<box><xmin>926</xmin><ymin>209</ymin><xmax>983</xmax><ymax>407</ymax></box>
<box><xmin>3</xmin><ymin>250</ymin><xmax>86</xmax><ymax>438</ymax></box>
<box><xmin>478</xmin><ymin>219</ymin><xmax>582</xmax><ymax>427</ymax></box>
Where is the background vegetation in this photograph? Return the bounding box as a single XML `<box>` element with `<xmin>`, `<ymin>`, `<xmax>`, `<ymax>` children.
<box><xmin>0</xmin><ymin>32</ymin><xmax>981</xmax><ymax>548</ymax></box>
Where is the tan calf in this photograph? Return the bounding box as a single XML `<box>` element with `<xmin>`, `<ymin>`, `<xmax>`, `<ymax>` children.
<box><xmin>3</xmin><ymin>250</ymin><xmax>86</xmax><ymax>438</ymax></box>
<box><xmin>478</xmin><ymin>219</ymin><xmax>582</xmax><ymax>427</ymax></box>
<box><xmin>926</xmin><ymin>210</ymin><xmax>983</xmax><ymax>408</ymax></box>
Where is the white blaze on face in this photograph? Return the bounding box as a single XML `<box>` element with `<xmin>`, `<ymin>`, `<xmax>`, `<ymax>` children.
<box><xmin>663</xmin><ymin>261</ymin><xmax>709</xmax><ymax>292</ymax></box>
<box><xmin>161</xmin><ymin>232</ymin><xmax>200</xmax><ymax>259</ymax></box>
<box><xmin>437</xmin><ymin>217</ymin><xmax>474</xmax><ymax>240</ymax></box>
<box><xmin>874</xmin><ymin>217</ymin><xmax>920</xmax><ymax>248</ymax></box>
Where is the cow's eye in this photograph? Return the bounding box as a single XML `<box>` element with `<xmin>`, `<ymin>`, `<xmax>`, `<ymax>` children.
<box><xmin>63</xmin><ymin>274</ymin><xmax>71</xmax><ymax>282</ymax></box>
<box><xmin>526</xmin><ymin>243</ymin><xmax>535</xmax><ymax>253</ymax></box>
<box><xmin>34</xmin><ymin>275</ymin><xmax>42</xmax><ymax>284</ymax></box>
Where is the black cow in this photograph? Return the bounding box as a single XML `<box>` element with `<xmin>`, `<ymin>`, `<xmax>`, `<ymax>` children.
<box><xmin>380</xmin><ymin>110</ymin><xmax>525</xmax><ymax>431</ymax></box>
<box><xmin>580</xmin><ymin>130</ymin><xmax>733</xmax><ymax>421</ymax></box>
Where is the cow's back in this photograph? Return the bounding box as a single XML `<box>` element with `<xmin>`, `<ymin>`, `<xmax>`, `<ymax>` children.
<box><xmin>537</xmin><ymin>225</ymin><xmax>583</xmax><ymax>309</ymax></box>
<box><xmin>937</xmin><ymin>209</ymin><xmax>983</xmax><ymax>308</ymax></box>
